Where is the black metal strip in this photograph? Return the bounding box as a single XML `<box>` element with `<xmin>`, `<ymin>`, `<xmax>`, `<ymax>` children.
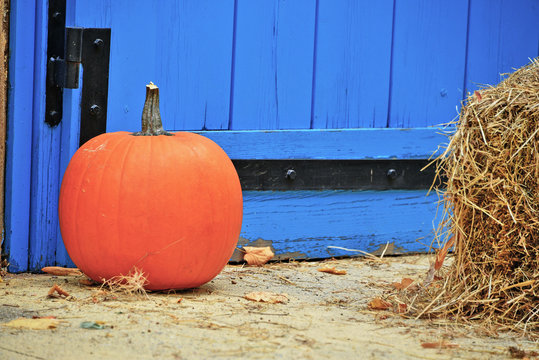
<box><xmin>232</xmin><ymin>159</ymin><xmax>441</xmax><ymax>190</ymax></box>
<box><xmin>78</xmin><ymin>28</ymin><xmax>111</xmax><ymax>146</ymax></box>
<box><xmin>45</xmin><ymin>0</ymin><xmax>66</xmax><ymax>127</ymax></box>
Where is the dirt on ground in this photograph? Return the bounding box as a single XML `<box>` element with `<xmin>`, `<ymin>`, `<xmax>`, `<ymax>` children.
<box><xmin>0</xmin><ymin>255</ymin><xmax>537</xmax><ymax>359</ymax></box>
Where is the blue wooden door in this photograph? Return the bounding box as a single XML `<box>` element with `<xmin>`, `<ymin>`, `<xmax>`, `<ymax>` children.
<box><xmin>5</xmin><ymin>0</ymin><xmax>539</xmax><ymax>271</ymax></box>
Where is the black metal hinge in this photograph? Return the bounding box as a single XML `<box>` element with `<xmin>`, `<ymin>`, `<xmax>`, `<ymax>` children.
<box><xmin>45</xmin><ymin>0</ymin><xmax>111</xmax><ymax>146</ymax></box>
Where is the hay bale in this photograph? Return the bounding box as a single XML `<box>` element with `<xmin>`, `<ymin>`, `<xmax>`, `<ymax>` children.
<box><xmin>435</xmin><ymin>58</ymin><xmax>539</xmax><ymax>335</ymax></box>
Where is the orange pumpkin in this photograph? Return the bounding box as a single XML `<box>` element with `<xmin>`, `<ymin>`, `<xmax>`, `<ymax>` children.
<box><xmin>58</xmin><ymin>83</ymin><xmax>243</xmax><ymax>290</ymax></box>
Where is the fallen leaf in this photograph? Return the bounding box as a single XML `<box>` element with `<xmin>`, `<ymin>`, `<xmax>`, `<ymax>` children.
<box><xmin>47</xmin><ymin>284</ymin><xmax>70</xmax><ymax>298</ymax></box>
<box><xmin>32</xmin><ymin>316</ymin><xmax>56</xmax><ymax>319</ymax></box>
<box><xmin>368</xmin><ymin>298</ymin><xmax>391</xmax><ymax>311</ymax></box>
<box><xmin>3</xmin><ymin>318</ymin><xmax>60</xmax><ymax>330</ymax></box>
<box><xmin>397</xmin><ymin>303</ymin><xmax>408</xmax><ymax>314</ymax></box>
<box><xmin>421</xmin><ymin>341</ymin><xmax>459</xmax><ymax>349</ymax></box>
<box><xmin>244</xmin><ymin>292</ymin><xmax>289</xmax><ymax>304</ymax></box>
<box><xmin>392</xmin><ymin>278</ymin><xmax>415</xmax><ymax>290</ymax></box>
<box><xmin>243</xmin><ymin>246</ymin><xmax>274</xmax><ymax>266</ymax></box>
<box><xmin>474</xmin><ymin>90</ymin><xmax>482</xmax><ymax>101</ymax></box>
<box><xmin>317</xmin><ymin>266</ymin><xmax>347</xmax><ymax>275</ymax></box>
<box><xmin>42</xmin><ymin>267</ymin><xmax>82</xmax><ymax>276</ymax></box>
<box><xmin>434</xmin><ymin>237</ymin><xmax>455</xmax><ymax>271</ymax></box>
<box><xmin>80</xmin><ymin>321</ymin><xmax>106</xmax><ymax>330</ymax></box>
<box><xmin>425</xmin><ymin>237</ymin><xmax>456</xmax><ymax>287</ymax></box>
<box><xmin>79</xmin><ymin>278</ymin><xmax>97</xmax><ymax>286</ymax></box>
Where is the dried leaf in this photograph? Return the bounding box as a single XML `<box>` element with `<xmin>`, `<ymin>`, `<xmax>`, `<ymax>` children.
<box><xmin>243</xmin><ymin>246</ymin><xmax>274</xmax><ymax>266</ymax></box>
<box><xmin>42</xmin><ymin>266</ymin><xmax>82</xmax><ymax>276</ymax></box>
<box><xmin>3</xmin><ymin>318</ymin><xmax>60</xmax><ymax>330</ymax></box>
<box><xmin>32</xmin><ymin>316</ymin><xmax>56</xmax><ymax>319</ymax></box>
<box><xmin>434</xmin><ymin>236</ymin><xmax>455</xmax><ymax>271</ymax></box>
<box><xmin>47</xmin><ymin>284</ymin><xmax>70</xmax><ymax>298</ymax></box>
<box><xmin>79</xmin><ymin>278</ymin><xmax>98</xmax><ymax>286</ymax></box>
<box><xmin>368</xmin><ymin>298</ymin><xmax>391</xmax><ymax>311</ymax></box>
<box><xmin>244</xmin><ymin>292</ymin><xmax>289</xmax><ymax>304</ymax></box>
<box><xmin>317</xmin><ymin>266</ymin><xmax>347</xmax><ymax>275</ymax></box>
<box><xmin>392</xmin><ymin>278</ymin><xmax>415</xmax><ymax>290</ymax></box>
<box><xmin>397</xmin><ymin>303</ymin><xmax>408</xmax><ymax>314</ymax></box>
<box><xmin>421</xmin><ymin>341</ymin><xmax>459</xmax><ymax>349</ymax></box>
<box><xmin>474</xmin><ymin>90</ymin><xmax>483</xmax><ymax>101</ymax></box>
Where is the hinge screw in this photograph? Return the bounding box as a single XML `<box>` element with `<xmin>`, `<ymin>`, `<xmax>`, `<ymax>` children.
<box><xmin>52</xmin><ymin>11</ymin><xmax>63</xmax><ymax>22</ymax></box>
<box><xmin>93</xmin><ymin>39</ymin><xmax>104</xmax><ymax>49</ymax></box>
<box><xmin>89</xmin><ymin>104</ymin><xmax>102</xmax><ymax>116</ymax></box>
<box><xmin>47</xmin><ymin>110</ymin><xmax>61</xmax><ymax>124</ymax></box>
<box><xmin>387</xmin><ymin>169</ymin><xmax>398</xmax><ymax>180</ymax></box>
<box><xmin>285</xmin><ymin>169</ymin><xmax>297</xmax><ymax>181</ymax></box>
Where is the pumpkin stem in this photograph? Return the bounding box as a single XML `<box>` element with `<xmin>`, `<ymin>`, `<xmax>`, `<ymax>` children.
<box><xmin>133</xmin><ymin>82</ymin><xmax>173</xmax><ymax>136</ymax></box>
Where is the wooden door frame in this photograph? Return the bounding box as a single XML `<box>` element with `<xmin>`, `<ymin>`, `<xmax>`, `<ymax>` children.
<box><xmin>0</xmin><ymin>0</ymin><xmax>9</xmax><ymax>266</ymax></box>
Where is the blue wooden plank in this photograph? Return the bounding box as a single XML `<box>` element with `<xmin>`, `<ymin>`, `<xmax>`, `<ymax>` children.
<box><xmin>389</xmin><ymin>0</ymin><xmax>469</xmax><ymax>128</ymax></box>
<box><xmin>312</xmin><ymin>0</ymin><xmax>394</xmax><ymax>129</ymax></box>
<box><xmin>26</xmin><ymin>1</ymin><xmax>62</xmax><ymax>271</ymax></box>
<box><xmin>72</xmin><ymin>0</ymin><xmax>234</xmax><ymax>133</ymax></box>
<box><xmin>464</xmin><ymin>0</ymin><xmax>539</xmax><ymax>95</ymax></box>
<box><xmin>237</xmin><ymin>190</ymin><xmax>440</xmax><ymax>259</ymax></box>
<box><xmin>157</xmin><ymin>1</ymin><xmax>235</xmax><ymax>131</ymax></box>
<box><xmin>55</xmin><ymin>80</ymin><xmax>83</xmax><ymax>267</ymax></box>
<box><xmin>230</xmin><ymin>0</ymin><xmax>316</xmax><ymax>130</ymax></box>
<box><xmin>4</xmin><ymin>0</ymin><xmax>36</xmax><ymax>272</ymax></box>
<box><xmin>67</xmin><ymin>0</ymin><xmax>111</xmax><ymax>27</ymax></box>
<box><xmin>196</xmin><ymin>128</ymin><xmax>448</xmax><ymax>160</ymax></box>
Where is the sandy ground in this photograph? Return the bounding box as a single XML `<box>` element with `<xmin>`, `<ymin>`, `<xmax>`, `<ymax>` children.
<box><xmin>0</xmin><ymin>255</ymin><xmax>537</xmax><ymax>360</ymax></box>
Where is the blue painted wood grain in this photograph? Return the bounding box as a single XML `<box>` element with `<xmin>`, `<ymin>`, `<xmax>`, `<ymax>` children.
<box><xmin>312</xmin><ymin>0</ymin><xmax>394</xmax><ymax>129</ymax></box>
<box><xmin>26</xmin><ymin>1</ymin><xmax>62</xmax><ymax>271</ymax></box>
<box><xmin>464</xmin><ymin>0</ymin><xmax>539</xmax><ymax>96</ymax></box>
<box><xmin>71</xmin><ymin>0</ymin><xmax>234</xmax><ymax>132</ymax></box>
<box><xmin>230</xmin><ymin>0</ymin><xmax>316</xmax><ymax>130</ymax></box>
<box><xmin>55</xmin><ymin>73</ymin><xmax>83</xmax><ymax>267</ymax></box>
<box><xmin>4</xmin><ymin>0</ymin><xmax>37</xmax><ymax>272</ymax></box>
<box><xmin>388</xmin><ymin>0</ymin><xmax>469</xmax><ymax>128</ymax></box>
<box><xmin>239</xmin><ymin>190</ymin><xmax>441</xmax><ymax>259</ymax></box>
<box><xmin>197</xmin><ymin>128</ymin><xmax>449</xmax><ymax>160</ymax></box>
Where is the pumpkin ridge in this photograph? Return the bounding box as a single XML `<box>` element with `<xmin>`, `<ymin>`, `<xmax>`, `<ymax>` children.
<box><xmin>66</xmin><ymin>134</ymin><xmax>131</xmax><ymax>275</ymax></box>
<box><xmin>185</xmin><ymin>138</ymin><xmax>217</xmax><ymax>287</ymax></box>
<box><xmin>165</xmin><ymin>136</ymin><xmax>204</xmax><ymax>287</ymax></box>
<box><xmin>185</xmin><ymin>135</ymin><xmax>240</xmax><ymax>286</ymax></box>
<box><xmin>97</xmin><ymin>135</ymin><xmax>139</xmax><ymax>277</ymax></box>
<box><xmin>83</xmin><ymin>135</ymin><xmax>135</xmax><ymax>275</ymax></box>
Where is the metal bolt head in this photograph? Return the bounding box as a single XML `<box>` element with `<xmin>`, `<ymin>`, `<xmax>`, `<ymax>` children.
<box><xmin>93</xmin><ymin>39</ymin><xmax>104</xmax><ymax>49</ymax></box>
<box><xmin>285</xmin><ymin>169</ymin><xmax>297</xmax><ymax>181</ymax></box>
<box><xmin>52</xmin><ymin>11</ymin><xmax>63</xmax><ymax>22</ymax></box>
<box><xmin>89</xmin><ymin>104</ymin><xmax>102</xmax><ymax>116</ymax></box>
<box><xmin>47</xmin><ymin>110</ymin><xmax>61</xmax><ymax>125</ymax></box>
<box><xmin>387</xmin><ymin>168</ymin><xmax>398</xmax><ymax>180</ymax></box>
